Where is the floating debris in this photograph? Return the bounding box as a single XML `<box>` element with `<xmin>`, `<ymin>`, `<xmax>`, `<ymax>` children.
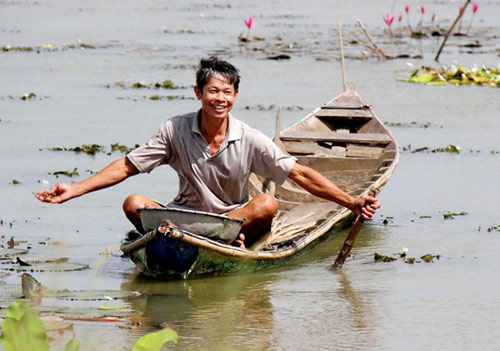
<box><xmin>397</xmin><ymin>65</ymin><xmax>500</xmax><ymax>87</ymax></box>
<box><xmin>385</xmin><ymin>121</ymin><xmax>435</xmax><ymax>128</ymax></box>
<box><xmin>405</xmin><ymin>257</ymin><xmax>415</xmax><ymax>264</ymax></box>
<box><xmin>11</xmin><ymin>179</ymin><xmax>20</xmax><ymax>185</ymax></box>
<box><xmin>20</xmin><ymin>92</ymin><xmax>36</xmax><ymax>100</ymax></box>
<box><xmin>420</xmin><ymin>254</ymin><xmax>441</xmax><ymax>263</ymax></box>
<box><xmin>443</xmin><ymin>211</ymin><xmax>468</xmax><ymax>220</ymax></box>
<box><xmin>487</xmin><ymin>225</ymin><xmax>500</xmax><ymax>233</ymax></box>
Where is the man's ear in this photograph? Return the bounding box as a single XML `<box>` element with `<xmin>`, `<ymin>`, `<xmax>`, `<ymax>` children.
<box><xmin>194</xmin><ymin>86</ymin><xmax>201</xmax><ymax>100</ymax></box>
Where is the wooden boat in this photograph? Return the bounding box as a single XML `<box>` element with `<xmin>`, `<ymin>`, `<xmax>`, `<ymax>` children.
<box><xmin>121</xmin><ymin>86</ymin><xmax>399</xmax><ymax>278</ymax></box>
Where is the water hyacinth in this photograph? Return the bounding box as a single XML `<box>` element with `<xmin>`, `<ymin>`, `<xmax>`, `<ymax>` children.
<box><xmin>397</xmin><ymin>64</ymin><xmax>500</xmax><ymax>87</ymax></box>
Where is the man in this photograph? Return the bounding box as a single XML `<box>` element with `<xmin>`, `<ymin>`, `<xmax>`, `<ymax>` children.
<box><xmin>36</xmin><ymin>56</ymin><xmax>379</xmax><ymax>248</ymax></box>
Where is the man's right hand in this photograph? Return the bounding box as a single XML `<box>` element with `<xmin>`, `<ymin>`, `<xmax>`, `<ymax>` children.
<box><xmin>35</xmin><ymin>183</ymin><xmax>75</xmax><ymax>204</ymax></box>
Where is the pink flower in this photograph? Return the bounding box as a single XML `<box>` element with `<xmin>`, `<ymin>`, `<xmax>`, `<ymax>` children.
<box><xmin>459</xmin><ymin>5</ymin><xmax>464</xmax><ymax>14</ymax></box>
<box><xmin>472</xmin><ymin>3</ymin><xmax>479</xmax><ymax>13</ymax></box>
<box><xmin>244</xmin><ymin>17</ymin><xmax>257</xmax><ymax>29</ymax></box>
<box><xmin>420</xmin><ymin>5</ymin><xmax>425</xmax><ymax>14</ymax></box>
<box><xmin>405</xmin><ymin>5</ymin><xmax>410</xmax><ymax>13</ymax></box>
<box><xmin>399</xmin><ymin>14</ymin><xmax>403</xmax><ymax>22</ymax></box>
<box><xmin>385</xmin><ymin>12</ymin><xmax>395</xmax><ymax>26</ymax></box>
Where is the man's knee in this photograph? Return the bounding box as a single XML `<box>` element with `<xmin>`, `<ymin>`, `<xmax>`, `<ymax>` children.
<box><xmin>123</xmin><ymin>194</ymin><xmax>154</xmax><ymax>217</ymax></box>
<box><xmin>256</xmin><ymin>194</ymin><xmax>278</xmax><ymax>219</ymax></box>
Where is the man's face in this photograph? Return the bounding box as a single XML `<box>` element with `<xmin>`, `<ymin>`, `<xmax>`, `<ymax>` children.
<box><xmin>194</xmin><ymin>75</ymin><xmax>238</xmax><ymax>122</ymax></box>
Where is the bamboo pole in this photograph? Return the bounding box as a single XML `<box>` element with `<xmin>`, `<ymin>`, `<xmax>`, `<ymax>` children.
<box><xmin>435</xmin><ymin>0</ymin><xmax>471</xmax><ymax>62</ymax></box>
<box><xmin>356</xmin><ymin>20</ymin><xmax>394</xmax><ymax>59</ymax></box>
<box><xmin>337</xmin><ymin>21</ymin><xmax>347</xmax><ymax>92</ymax></box>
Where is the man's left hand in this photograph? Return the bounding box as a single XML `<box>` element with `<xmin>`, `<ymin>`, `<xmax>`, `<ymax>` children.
<box><xmin>352</xmin><ymin>195</ymin><xmax>380</xmax><ymax>221</ymax></box>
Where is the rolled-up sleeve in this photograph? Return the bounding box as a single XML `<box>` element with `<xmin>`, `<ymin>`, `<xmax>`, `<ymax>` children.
<box><xmin>127</xmin><ymin>122</ymin><xmax>172</xmax><ymax>173</ymax></box>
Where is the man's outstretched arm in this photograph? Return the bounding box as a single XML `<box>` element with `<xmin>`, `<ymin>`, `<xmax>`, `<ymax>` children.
<box><xmin>36</xmin><ymin>156</ymin><xmax>139</xmax><ymax>204</ymax></box>
<box><xmin>287</xmin><ymin>163</ymin><xmax>379</xmax><ymax>220</ymax></box>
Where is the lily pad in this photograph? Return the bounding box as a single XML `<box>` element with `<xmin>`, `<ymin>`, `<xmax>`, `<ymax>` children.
<box><xmin>1</xmin><ymin>259</ymin><xmax>89</xmax><ymax>272</ymax></box>
<box><xmin>0</xmin><ymin>247</ymin><xmax>29</xmax><ymax>259</ymax></box>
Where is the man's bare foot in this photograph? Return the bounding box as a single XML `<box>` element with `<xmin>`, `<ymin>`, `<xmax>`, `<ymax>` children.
<box><xmin>232</xmin><ymin>233</ymin><xmax>245</xmax><ymax>248</ymax></box>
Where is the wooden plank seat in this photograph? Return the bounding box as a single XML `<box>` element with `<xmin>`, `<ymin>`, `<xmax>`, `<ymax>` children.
<box><xmin>280</xmin><ymin>131</ymin><xmax>392</xmax><ymax>144</ymax></box>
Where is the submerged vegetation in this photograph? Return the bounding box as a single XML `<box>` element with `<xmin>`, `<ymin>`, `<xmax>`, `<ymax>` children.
<box><xmin>397</xmin><ymin>65</ymin><xmax>500</xmax><ymax>87</ymax></box>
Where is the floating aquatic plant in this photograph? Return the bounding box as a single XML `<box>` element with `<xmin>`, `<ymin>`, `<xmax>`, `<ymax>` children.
<box><xmin>397</xmin><ymin>65</ymin><xmax>500</xmax><ymax>87</ymax></box>
<box><xmin>1</xmin><ymin>42</ymin><xmax>95</xmax><ymax>53</ymax></box>
<box><xmin>443</xmin><ymin>211</ymin><xmax>468</xmax><ymax>220</ymax></box>
<box><xmin>48</xmin><ymin>143</ymin><xmax>139</xmax><ymax>155</ymax></box>
<box><xmin>50</xmin><ymin>168</ymin><xmax>79</xmax><ymax>178</ymax></box>
<box><xmin>107</xmin><ymin>80</ymin><xmax>180</xmax><ymax>90</ymax></box>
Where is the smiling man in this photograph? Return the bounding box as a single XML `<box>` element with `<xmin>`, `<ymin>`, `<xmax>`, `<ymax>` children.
<box><xmin>36</xmin><ymin>56</ymin><xmax>379</xmax><ymax>248</ymax></box>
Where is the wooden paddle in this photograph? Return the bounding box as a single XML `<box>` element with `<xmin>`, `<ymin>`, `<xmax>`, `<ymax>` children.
<box><xmin>332</xmin><ymin>187</ymin><xmax>379</xmax><ymax>269</ymax></box>
<box><xmin>331</xmin><ymin>215</ymin><xmax>365</xmax><ymax>269</ymax></box>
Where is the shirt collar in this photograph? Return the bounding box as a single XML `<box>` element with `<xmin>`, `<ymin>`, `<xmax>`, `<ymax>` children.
<box><xmin>191</xmin><ymin>110</ymin><xmax>242</xmax><ymax>142</ymax></box>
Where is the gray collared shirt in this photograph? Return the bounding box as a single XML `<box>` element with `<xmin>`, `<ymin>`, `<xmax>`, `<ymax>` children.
<box><xmin>127</xmin><ymin>111</ymin><xmax>296</xmax><ymax>213</ymax></box>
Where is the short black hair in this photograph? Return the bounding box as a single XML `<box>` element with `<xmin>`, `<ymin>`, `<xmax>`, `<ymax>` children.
<box><xmin>196</xmin><ymin>56</ymin><xmax>240</xmax><ymax>92</ymax></box>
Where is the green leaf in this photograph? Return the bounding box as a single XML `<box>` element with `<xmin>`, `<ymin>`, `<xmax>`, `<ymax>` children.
<box><xmin>133</xmin><ymin>328</ymin><xmax>178</xmax><ymax>351</ymax></box>
<box><xmin>409</xmin><ymin>73</ymin><xmax>435</xmax><ymax>83</ymax></box>
<box><xmin>65</xmin><ymin>335</ymin><xmax>80</xmax><ymax>351</ymax></box>
<box><xmin>1</xmin><ymin>303</ymin><xmax>49</xmax><ymax>351</ymax></box>
<box><xmin>6</xmin><ymin>301</ymin><xmax>30</xmax><ymax>321</ymax></box>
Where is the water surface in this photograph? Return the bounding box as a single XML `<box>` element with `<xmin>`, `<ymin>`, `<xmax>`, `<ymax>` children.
<box><xmin>1</xmin><ymin>0</ymin><xmax>499</xmax><ymax>350</ymax></box>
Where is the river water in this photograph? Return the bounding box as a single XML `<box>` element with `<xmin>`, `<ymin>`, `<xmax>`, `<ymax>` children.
<box><xmin>1</xmin><ymin>0</ymin><xmax>499</xmax><ymax>350</ymax></box>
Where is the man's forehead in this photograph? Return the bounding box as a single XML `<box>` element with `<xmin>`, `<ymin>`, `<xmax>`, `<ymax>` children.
<box><xmin>205</xmin><ymin>74</ymin><xmax>234</xmax><ymax>88</ymax></box>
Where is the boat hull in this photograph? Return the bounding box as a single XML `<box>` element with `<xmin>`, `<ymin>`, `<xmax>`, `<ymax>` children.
<box><xmin>124</xmin><ymin>213</ymin><xmax>355</xmax><ymax>278</ymax></box>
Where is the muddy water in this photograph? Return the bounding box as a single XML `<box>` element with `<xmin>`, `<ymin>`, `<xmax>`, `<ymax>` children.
<box><xmin>1</xmin><ymin>0</ymin><xmax>500</xmax><ymax>350</ymax></box>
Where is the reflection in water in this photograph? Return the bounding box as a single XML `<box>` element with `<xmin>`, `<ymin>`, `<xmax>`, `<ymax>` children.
<box><xmin>122</xmin><ymin>272</ymin><xmax>277</xmax><ymax>350</ymax></box>
<box><xmin>336</xmin><ymin>270</ymin><xmax>378</xmax><ymax>350</ymax></box>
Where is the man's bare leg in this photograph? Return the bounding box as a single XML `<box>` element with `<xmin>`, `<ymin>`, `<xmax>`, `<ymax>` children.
<box><xmin>122</xmin><ymin>193</ymin><xmax>161</xmax><ymax>233</ymax></box>
<box><xmin>226</xmin><ymin>194</ymin><xmax>278</xmax><ymax>248</ymax></box>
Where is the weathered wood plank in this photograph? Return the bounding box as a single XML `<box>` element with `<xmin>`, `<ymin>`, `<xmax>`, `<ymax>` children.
<box><xmin>280</xmin><ymin>131</ymin><xmax>392</xmax><ymax>144</ymax></box>
<box><xmin>346</xmin><ymin>144</ymin><xmax>384</xmax><ymax>158</ymax></box>
<box><xmin>284</xmin><ymin>141</ymin><xmax>346</xmax><ymax>157</ymax></box>
<box><xmin>315</xmin><ymin>108</ymin><xmax>373</xmax><ymax>119</ymax></box>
